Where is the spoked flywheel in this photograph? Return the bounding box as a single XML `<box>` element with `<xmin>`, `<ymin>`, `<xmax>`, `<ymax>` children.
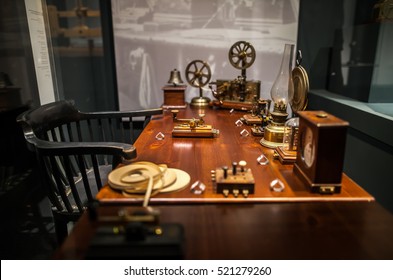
<box><xmin>228</xmin><ymin>41</ymin><xmax>256</xmax><ymax>70</ymax></box>
<box><xmin>185</xmin><ymin>60</ymin><xmax>212</xmax><ymax>88</ymax></box>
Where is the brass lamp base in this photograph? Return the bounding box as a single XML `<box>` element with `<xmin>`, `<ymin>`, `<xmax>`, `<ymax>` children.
<box><xmin>190</xmin><ymin>96</ymin><xmax>210</xmax><ymax>107</ymax></box>
<box><xmin>260</xmin><ymin>123</ymin><xmax>285</xmax><ymax>148</ymax></box>
<box><xmin>260</xmin><ymin>106</ymin><xmax>288</xmax><ymax>148</ymax></box>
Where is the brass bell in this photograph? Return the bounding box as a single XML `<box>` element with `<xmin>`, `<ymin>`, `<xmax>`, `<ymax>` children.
<box><xmin>167</xmin><ymin>69</ymin><xmax>184</xmax><ymax>86</ymax></box>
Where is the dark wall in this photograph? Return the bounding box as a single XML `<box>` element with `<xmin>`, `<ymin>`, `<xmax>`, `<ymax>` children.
<box><xmin>297</xmin><ymin>0</ymin><xmax>345</xmax><ymax>89</ymax></box>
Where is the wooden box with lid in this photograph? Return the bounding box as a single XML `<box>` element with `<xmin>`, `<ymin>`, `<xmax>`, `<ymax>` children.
<box><xmin>293</xmin><ymin>111</ymin><xmax>349</xmax><ymax>194</ymax></box>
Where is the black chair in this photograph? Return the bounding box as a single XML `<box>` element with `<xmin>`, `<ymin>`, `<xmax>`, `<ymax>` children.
<box><xmin>17</xmin><ymin>100</ymin><xmax>163</xmax><ymax>244</ymax></box>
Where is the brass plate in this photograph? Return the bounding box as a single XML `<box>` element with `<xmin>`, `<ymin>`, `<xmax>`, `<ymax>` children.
<box><xmin>291</xmin><ymin>65</ymin><xmax>309</xmax><ymax>112</ymax></box>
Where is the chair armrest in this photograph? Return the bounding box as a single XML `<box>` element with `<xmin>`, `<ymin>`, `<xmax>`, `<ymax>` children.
<box><xmin>26</xmin><ymin>134</ymin><xmax>136</xmax><ymax>160</ymax></box>
<box><xmin>80</xmin><ymin>108</ymin><xmax>163</xmax><ymax>119</ymax></box>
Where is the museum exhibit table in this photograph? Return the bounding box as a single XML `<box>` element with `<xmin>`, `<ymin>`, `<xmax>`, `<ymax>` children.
<box><xmin>96</xmin><ymin>106</ymin><xmax>373</xmax><ymax>203</ymax></box>
<box><xmin>54</xmin><ymin>106</ymin><xmax>393</xmax><ymax>260</ymax></box>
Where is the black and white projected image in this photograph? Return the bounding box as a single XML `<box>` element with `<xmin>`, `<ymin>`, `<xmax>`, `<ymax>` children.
<box><xmin>112</xmin><ymin>0</ymin><xmax>299</xmax><ymax>110</ymax></box>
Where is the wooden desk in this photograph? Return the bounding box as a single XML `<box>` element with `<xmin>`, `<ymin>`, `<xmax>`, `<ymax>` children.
<box><xmin>57</xmin><ymin>107</ymin><xmax>392</xmax><ymax>260</ymax></box>
<box><xmin>55</xmin><ymin>202</ymin><xmax>393</xmax><ymax>259</ymax></box>
<box><xmin>97</xmin><ymin>106</ymin><xmax>373</xmax><ymax>204</ymax></box>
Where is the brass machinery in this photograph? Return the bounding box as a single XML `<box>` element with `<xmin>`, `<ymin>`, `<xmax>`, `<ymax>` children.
<box><xmin>184</xmin><ymin>60</ymin><xmax>212</xmax><ymax>107</ymax></box>
<box><xmin>85</xmin><ymin>204</ymin><xmax>184</xmax><ymax>259</ymax></box>
<box><xmin>171</xmin><ymin>109</ymin><xmax>219</xmax><ymax>138</ymax></box>
<box><xmin>210</xmin><ymin>41</ymin><xmax>261</xmax><ymax>111</ymax></box>
<box><xmin>211</xmin><ymin>161</ymin><xmax>255</xmax><ymax>198</ymax></box>
<box><xmin>162</xmin><ymin>69</ymin><xmax>187</xmax><ymax>109</ymax></box>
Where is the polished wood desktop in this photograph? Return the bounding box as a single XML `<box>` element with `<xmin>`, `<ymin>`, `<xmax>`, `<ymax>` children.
<box><xmin>56</xmin><ymin>106</ymin><xmax>393</xmax><ymax>260</ymax></box>
<box><xmin>97</xmin><ymin>106</ymin><xmax>373</xmax><ymax>204</ymax></box>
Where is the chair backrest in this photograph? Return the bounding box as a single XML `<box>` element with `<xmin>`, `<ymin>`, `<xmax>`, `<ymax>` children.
<box><xmin>17</xmin><ymin>100</ymin><xmax>162</xmax><ymax>220</ymax></box>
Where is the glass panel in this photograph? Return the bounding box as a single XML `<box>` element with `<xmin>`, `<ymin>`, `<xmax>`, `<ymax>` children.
<box><xmin>45</xmin><ymin>0</ymin><xmax>116</xmax><ymax>111</ymax></box>
<box><xmin>299</xmin><ymin>0</ymin><xmax>393</xmax><ymax>104</ymax></box>
<box><xmin>0</xmin><ymin>1</ymin><xmax>40</xmax><ymax>107</ymax></box>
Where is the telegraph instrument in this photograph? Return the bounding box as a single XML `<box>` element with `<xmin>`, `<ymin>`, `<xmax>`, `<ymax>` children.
<box><xmin>86</xmin><ymin>204</ymin><xmax>184</xmax><ymax>259</ymax></box>
<box><xmin>274</xmin><ymin>50</ymin><xmax>309</xmax><ymax>161</ymax></box>
<box><xmin>185</xmin><ymin>60</ymin><xmax>212</xmax><ymax>107</ymax></box>
<box><xmin>293</xmin><ymin>111</ymin><xmax>349</xmax><ymax>194</ymax></box>
<box><xmin>171</xmin><ymin>110</ymin><xmax>219</xmax><ymax>138</ymax></box>
<box><xmin>211</xmin><ymin>161</ymin><xmax>255</xmax><ymax>198</ymax></box>
<box><xmin>243</xmin><ymin>98</ymin><xmax>271</xmax><ymax>133</ymax></box>
<box><xmin>274</xmin><ymin>117</ymin><xmax>299</xmax><ymax>164</ymax></box>
<box><xmin>210</xmin><ymin>41</ymin><xmax>261</xmax><ymax>111</ymax></box>
<box><xmin>162</xmin><ymin>68</ymin><xmax>187</xmax><ymax>109</ymax></box>
<box><xmin>291</xmin><ymin>50</ymin><xmax>309</xmax><ymax>113</ymax></box>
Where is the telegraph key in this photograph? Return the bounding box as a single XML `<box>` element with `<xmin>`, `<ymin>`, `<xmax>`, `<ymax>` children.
<box><xmin>171</xmin><ymin>109</ymin><xmax>219</xmax><ymax>138</ymax></box>
<box><xmin>212</xmin><ymin>160</ymin><xmax>255</xmax><ymax>198</ymax></box>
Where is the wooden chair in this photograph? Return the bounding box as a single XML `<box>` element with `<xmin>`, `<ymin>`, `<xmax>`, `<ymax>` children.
<box><xmin>17</xmin><ymin>100</ymin><xmax>162</xmax><ymax>244</ymax></box>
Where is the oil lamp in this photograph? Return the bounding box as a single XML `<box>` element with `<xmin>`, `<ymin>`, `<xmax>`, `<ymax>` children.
<box><xmin>260</xmin><ymin>44</ymin><xmax>295</xmax><ymax>148</ymax></box>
